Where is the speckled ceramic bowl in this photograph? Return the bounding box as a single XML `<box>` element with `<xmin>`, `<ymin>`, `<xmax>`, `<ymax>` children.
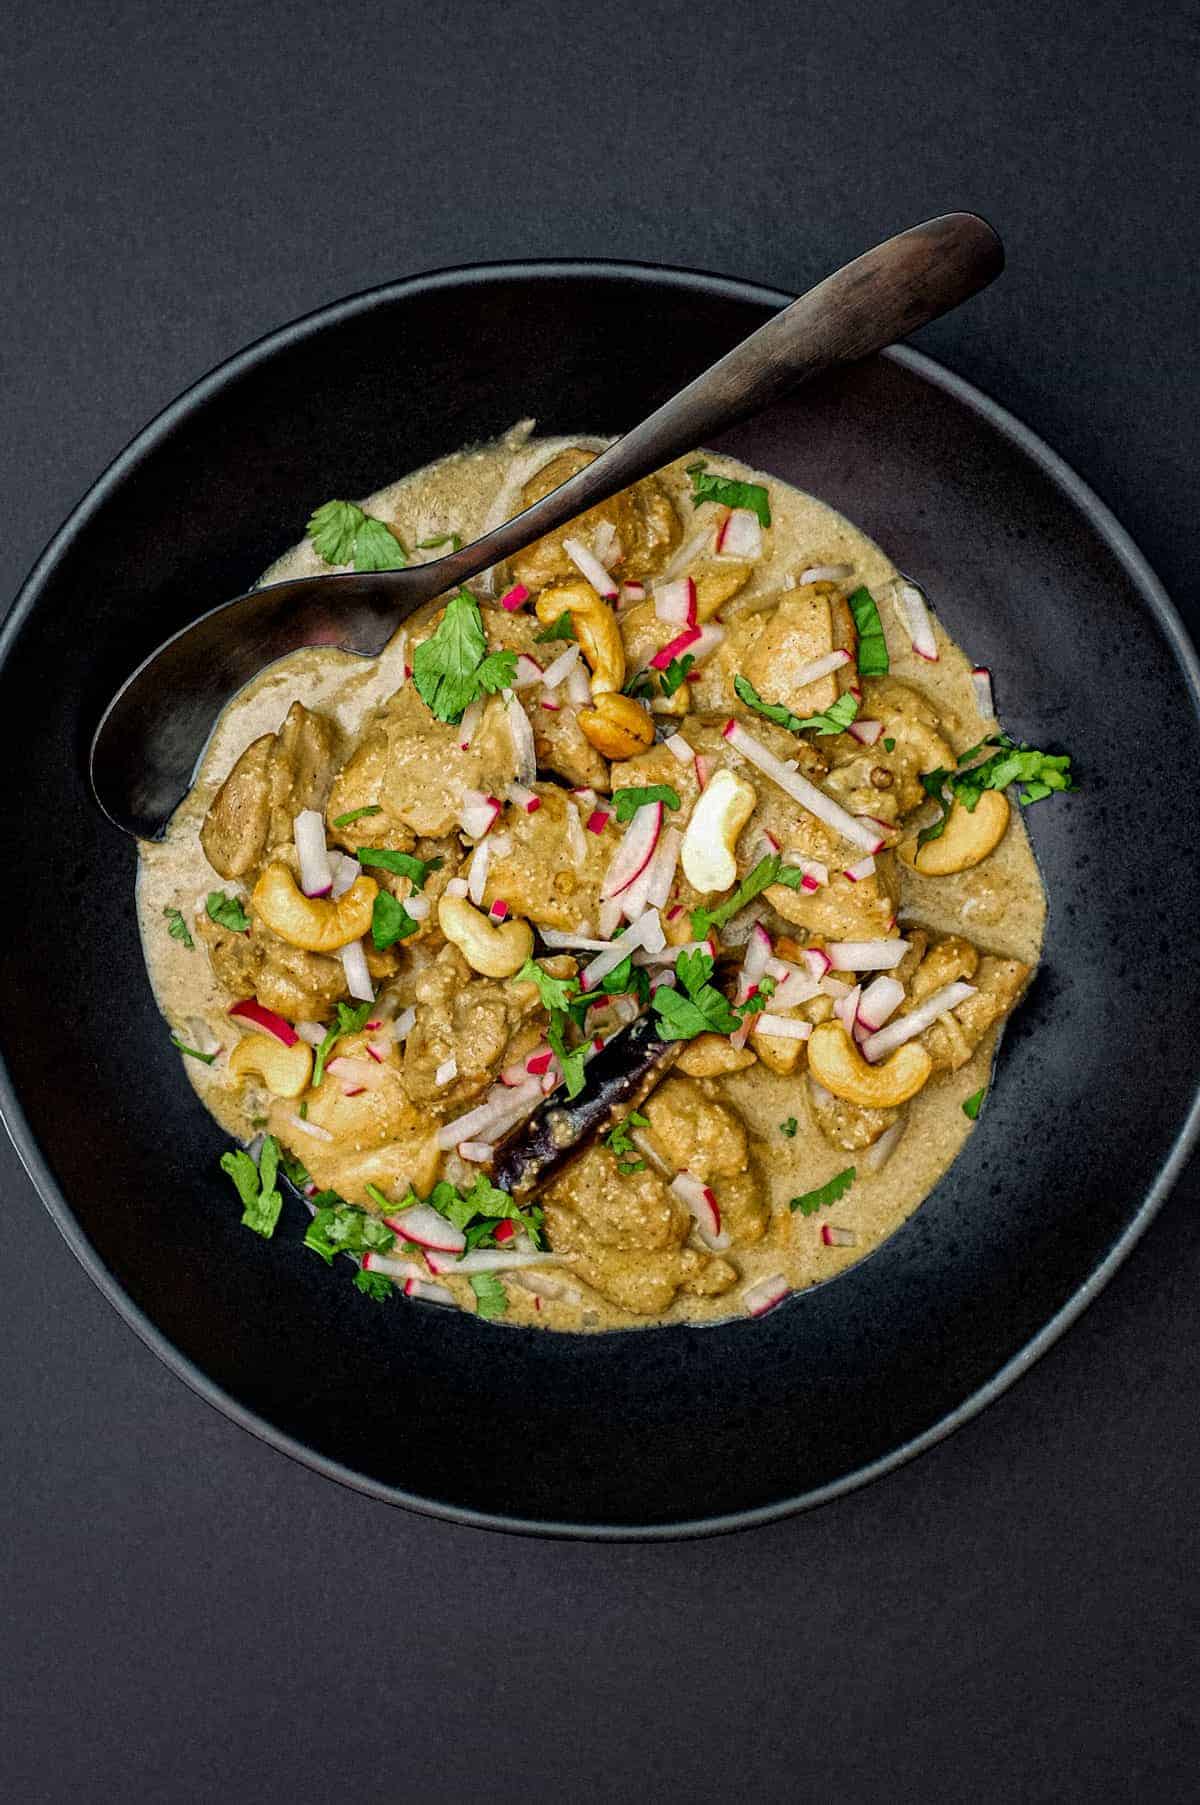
<box><xmin>2</xmin><ymin>262</ymin><xmax>1198</xmax><ymax>1536</ymax></box>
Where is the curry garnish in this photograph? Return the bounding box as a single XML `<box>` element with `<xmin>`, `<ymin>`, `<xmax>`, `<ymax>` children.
<box><xmin>220</xmin><ymin>1135</ymin><xmax>284</xmax><ymax>1239</ymax></box>
<box><xmin>163</xmin><ymin>905</ymin><xmax>194</xmax><ymax>949</ymax></box>
<box><xmin>790</xmin><ymin>1167</ymin><xmax>856</xmax><ymax>1215</ymax></box>
<box><xmin>686</xmin><ymin>462</ymin><xmax>772</xmax><ymax>526</ymax></box>
<box><xmin>307</xmin><ymin>499</ymin><xmax>408</xmax><ymax>571</ymax></box>
<box><xmin>411</xmin><ymin>588</ymin><xmax>517</xmax><ymax>724</ymax></box>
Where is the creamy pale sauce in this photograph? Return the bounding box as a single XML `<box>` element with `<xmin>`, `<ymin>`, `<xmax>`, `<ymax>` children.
<box><xmin>138</xmin><ymin>427</ymin><xmax>1046</xmax><ymax>1330</ymax></box>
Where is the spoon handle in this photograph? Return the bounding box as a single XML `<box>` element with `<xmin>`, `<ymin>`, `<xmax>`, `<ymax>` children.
<box><xmin>433</xmin><ymin>212</ymin><xmax>1002</xmax><ymax>592</ymax></box>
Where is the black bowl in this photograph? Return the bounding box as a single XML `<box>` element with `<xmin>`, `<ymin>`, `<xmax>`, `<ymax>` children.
<box><xmin>3</xmin><ymin>262</ymin><xmax>1199</xmax><ymax>1537</ymax></box>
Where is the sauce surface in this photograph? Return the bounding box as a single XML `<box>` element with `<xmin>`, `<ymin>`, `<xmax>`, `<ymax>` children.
<box><xmin>138</xmin><ymin>426</ymin><xmax>1046</xmax><ymax>1330</ymax></box>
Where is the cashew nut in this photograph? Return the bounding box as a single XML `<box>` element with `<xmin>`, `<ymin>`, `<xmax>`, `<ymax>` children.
<box><xmin>807</xmin><ymin>1020</ymin><xmax>932</xmax><ymax>1108</ymax></box>
<box><xmin>578</xmin><ymin>690</ymin><xmax>655</xmax><ymax>759</ymax></box>
<box><xmin>676</xmin><ymin>1033</ymin><xmax>758</xmax><ymax>1077</ymax></box>
<box><xmin>535</xmin><ymin>579</ymin><xmax>625</xmax><ymax>694</ymax></box>
<box><xmin>252</xmin><ymin>860</ymin><xmax>378</xmax><ymax>953</ymax></box>
<box><xmin>437</xmin><ymin>894</ymin><xmax>534</xmax><ymax>978</ymax></box>
<box><xmin>680</xmin><ymin>766</ymin><xmax>757</xmax><ymax>892</ymax></box>
<box><xmin>898</xmin><ymin>790</ymin><xmax>1010</xmax><ymax>876</ymax></box>
<box><xmin>228</xmin><ymin>1031</ymin><xmax>313</xmax><ymax>1098</ymax></box>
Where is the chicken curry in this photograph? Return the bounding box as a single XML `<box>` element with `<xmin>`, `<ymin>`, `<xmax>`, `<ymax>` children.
<box><xmin>137</xmin><ymin>425</ymin><xmax>1073</xmax><ymax>1329</ymax></box>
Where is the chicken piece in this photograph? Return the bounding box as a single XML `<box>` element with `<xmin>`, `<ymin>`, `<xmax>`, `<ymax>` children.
<box><xmin>543</xmin><ymin>1145</ymin><xmax>736</xmax><ymax>1315</ymax></box>
<box><xmin>922</xmin><ymin>954</ymin><xmax>1032</xmax><ymax>1073</ymax></box>
<box><xmin>907</xmin><ymin>934</ymin><xmax>979</xmax><ymax>1002</ymax></box>
<box><xmin>268</xmin><ymin>1031</ymin><xmax>441</xmax><ymax>1207</ymax></box>
<box><xmin>400</xmin><ymin>944</ymin><xmax>545</xmax><ymax>1110</ymax></box>
<box><xmin>325</xmin><ymin>729</ymin><xmax>414</xmax><ymax>853</ymax></box>
<box><xmin>504</xmin><ymin>449</ymin><xmax>681</xmax><ymax>592</ymax></box>
<box><xmin>380</xmin><ymin>683</ymin><xmax>517</xmax><ymax>838</ymax></box>
<box><xmin>821</xmin><ymin>677</ymin><xmax>954</xmax><ymax>826</ymax></box>
<box><xmin>483</xmin><ymin>606</ymin><xmax>610</xmax><ymax>790</ymax></box>
<box><xmin>197</xmin><ymin>910</ymin><xmax>349</xmax><ymax>1022</ymax></box>
<box><xmin>641</xmin><ymin>1075</ymin><xmax>768</xmax><ymax>1245</ymax></box>
<box><xmin>808</xmin><ymin>1081</ymin><xmax>900</xmax><ymax>1151</ymax></box>
<box><xmin>689</xmin><ymin>583</ymin><xmax>852</xmax><ymax>717</ymax></box>
<box><xmin>480</xmin><ymin>783</ymin><xmax>609</xmax><ymax>932</ymax></box>
<box><xmin>200</xmin><ymin>701</ymin><xmax>336</xmax><ymax>880</ymax></box>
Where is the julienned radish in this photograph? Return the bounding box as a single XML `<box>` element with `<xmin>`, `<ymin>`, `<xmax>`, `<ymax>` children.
<box><xmin>381</xmin><ymin>1203</ymin><xmax>467</xmax><ymax>1253</ymax></box>
<box><xmin>721</xmin><ymin>719</ymin><xmax>883</xmax><ymax>854</ymax></box>
<box><xmin>600</xmin><ymin>801</ymin><xmax>663</xmax><ymax>900</ymax></box>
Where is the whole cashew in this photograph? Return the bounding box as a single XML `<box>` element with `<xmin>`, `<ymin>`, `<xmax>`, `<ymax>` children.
<box><xmin>535</xmin><ymin>579</ymin><xmax>625</xmax><ymax>694</ymax></box>
<box><xmin>681</xmin><ymin>766</ymin><xmax>757</xmax><ymax>892</ymax></box>
<box><xmin>438</xmin><ymin>894</ymin><xmax>534</xmax><ymax>978</ymax></box>
<box><xmin>578</xmin><ymin>691</ymin><xmax>655</xmax><ymax>759</ymax></box>
<box><xmin>252</xmin><ymin>860</ymin><xmax>378</xmax><ymax>953</ymax></box>
<box><xmin>228</xmin><ymin>1031</ymin><xmax>313</xmax><ymax>1099</ymax></box>
<box><xmin>898</xmin><ymin>789</ymin><xmax>1010</xmax><ymax>876</ymax></box>
<box><xmin>807</xmin><ymin>1021</ymin><xmax>932</xmax><ymax>1109</ymax></box>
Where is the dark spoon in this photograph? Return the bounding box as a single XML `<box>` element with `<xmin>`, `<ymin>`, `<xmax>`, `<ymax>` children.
<box><xmin>90</xmin><ymin>212</ymin><xmax>1003</xmax><ymax>839</ymax></box>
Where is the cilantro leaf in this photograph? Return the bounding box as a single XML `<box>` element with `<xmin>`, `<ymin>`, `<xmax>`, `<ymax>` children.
<box><xmin>612</xmin><ymin>784</ymin><xmax>681</xmax><ymax>823</ymax></box>
<box><xmin>411</xmin><ymin>589</ymin><xmax>517</xmax><ymax>723</ymax></box>
<box><xmin>206</xmin><ymin>891</ymin><xmax>249</xmax><ymax>933</ymax></box>
<box><xmin>307</xmin><ymin>499</ymin><xmax>407</xmax><ymax>571</ymax></box>
<box><xmin>883</xmin><ymin>737</ymin><xmax>896</xmax><ymax>753</ymax></box>
<box><xmin>659</xmin><ymin>654</ymin><xmax>695</xmax><ymax>697</ymax></box>
<box><xmin>220</xmin><ymin>1135</ymin><xmax>284</xmax><ymax>1238</ymax></box>
<box><xmin>534</xmin><ymin>611</ymin><xmax>576</xmax><ymax>643</ymax></box>
<box><xmin>416</xmin><ymin>531</ymin><xmax>462</xmax><ymax>551</ymax></box>
<box><xmin>780</xmin><ymin>1117</ymin><xmax>798</xmax><ymax>1138</ymax></box>
<box><xmin>919</xmin><ymin>735</ymin><xmax>1075</xmax><ymax>843</ymax></box>
<box><xmin>470</xmin><ymin>1272</ymin><xmax>509</xmax><ymax>1318</ymax></box>
<box><xmin>332</xmin><ymin>804</ymin><xmax>382</xmax><ymax>828</ymax></box>
<box><xmin>566</xmin><ymin>956</ymin><xmax>650</xmax><ymax>1027</ymax></box>
<box><xmin>354</xmin><ymin>1267</ymin><xmax>394</xmax><ymax>1300</ymax></box>
<box><xmin>305</xmin><ymin>1201</ymin><xmax>395</xmax><ymax>1265</ymax></box>
<box><xmin>357</xmin><ymin>847</ymin><xmax>443</xmax><ymax>887</ymax></box>
<box><xmin>372</xmin><ymin>890</ymin><xmax>418</xmax><ymax>950</ymax></box>
<box><xmin>688</xmin><ymin>467</ymin><xmax>771</xmax><ymax>526</ymax></box>
<box><xmin>790</xmin><ymin>1166</ymin><xmax>856</xmax><ymax>1215</ymax></box>
<box><xmin>690</xmin><ymin>854</ymin><xmax>783</xmax><ymax>939</ymax></box>
<box><xmin>962</xmin><ymin>1086</ymin><xmax>986</xmax><ymax>1120</ymax></box>
<box><xmin>547</xmin><ymin>1013</ymin><xmax>588</xmax><ymax>1097</ymax></box>
<box><xmin>312</xmin><ymin>1000</ymin><xmax>374</xmax><ymax>1087</ymax></box>
<box><xmin>605</xmin><ymin>1110</ymin><xmax>649</xmax><ymax>1159</ymax></box>
<box><xmin>277</xmin><ymin>1147</ymin><xmax>310</xmax><ymax>1188</ymax></box>
<box><xmin>163</xmin><ymin>906</ymin><xmax>194</xmax><ymax>950</ymax></box>
<box><xmin>516</xmin><ymin>956</ymin><xmax>581</xmax><ymax>1013</ymax></box>
<box><xmin>847</xmin><ymin>587</ymin><xmax>889</xmax><ymax>676</ymax></box>
<box><xmin>733</xmin><ymin>673</ymin><xmax>859</xmax><ymax>737</ymax></box>
<box><xmin>170</xmin><ymin>1032</ymin><xmax>216</xmax><ymax>1064</ymax></box>
<box><xmin>623</xmin><ymin>670</ymin><xmax>657</xmax><ymax>701</ymax></box>
<box><xmin>652</xmin><ymin>949</ymin><xmax>739</xmax><ymax>1041</ymax></box>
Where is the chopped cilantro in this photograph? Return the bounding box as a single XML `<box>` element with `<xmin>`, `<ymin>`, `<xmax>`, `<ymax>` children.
<box><xmin>659</xmin><ymin>654</ymin><xmax>695</xmax><ymax>697</ymax></box>
<box><xmin>623</xmin><ymin>670</ymin><xmax>657</xmax><ymax>701</ymax></box>
<box><xmin>220</xmin><ymin>1135</ymin><xmax>284</xmax><ymax>1238</ymax></box>
<box><xmin>847</xmin><ymin>587</ymin><xmax>889</xmax><ymax>676</ymax></box>
<box><xmin>163</xmin><ymin>905</ymin><xmax>194</xmax><ymax>949</ymax></box>
<box><xmin>883</xmin><ymin>737</ymin><xmax>896</xmax><ymax>753</ymax></box>
<box><xmin>372</xmin><ymin>890</ymin><xmax>418</xmax><ymax>949</ymax></box>
<box><xmin>652</xmin><ymin>948</ymin><xmax>739</xmax><ymax>1041</ymax></box>
<box><xmin>277</xmin><ymin>1147</ymin><xmax>310</xmax><ymax>1188</ymax></box>
<box><xmin>612</xmin><ymin>784</ymin><xmax>681</xmax><ymax>823</ymax></box>
<box><xmin>962</xmin><ymin>1086</ymin><xmax>986</xmax><ymax>1120</ymax></box>
<box><xmin>688</xmin><ymin>466</ymin><xmax>771</xmax><ymax>527</ymax></box>
<box><xmin>780</xmin><ymin>1117</ymin><xmax>798</xmax><ymax>1138</ymax></box>
<box><xmin>733</xmin><ymin>673</ymin><xmax>859</xmax><ymax>737</ymax></box>
<box><xmin>418</xmin><ymin>1173</ymin><xmax>545</xmax><ymax>1252</ymax></box>
<box><xmin>469</xmin><ymin>1272</ymin><xmax>509</xmax><ymax>1318</ymax></box>
<box><xmin>605</xmin><ymin>1110</ymin><xmax>649</xmax><ymax>1159</ymax></box>
<box><xmin>547</xmin><ymin>1013</ymin><xmax>588</xmax><ymax>1098</ymax></box>
<box><xmin>312</xmin><ymin>1000</ymin><xmax>374</xmax><ymax>1087</ymax></box>
<box><xmin>790</xmin><ymin>1166</ymin><xmax>856</xmax><ymax>1215</ymax></box>
<box><xmin>533</xmin><ymin>611</ymin><xmax>576</xmax><ymax>643</ymax></box>
<box><xmin>354</xmin><ymin>1267</ymin><xmax>394</xmax><ymax>1300</ymax></box>
<box><xmin>918</xmin><ymin>734</ymin><xmax>1076</xmax><ymax>844</ymax></box>
<box><xmin>411</xmin><ymin>588</ymin><xmax>517</xmax><ymax>724</ymax></box>
<box><xmin>307</xmin><ymin>499</ymin><xmax>407</xmax><ymax>571</ymax></box>
<box><xmin>305</xmin><ymin>1200</ymin><xmax>395</xmax><ymax>1266</ymax></box>
<box><xmin>332</xmin><ymin>804</ymin><xmax>382</xmax><ymax>827</ymax></box>
<box><xmin>206</xmin><ymin>891</ymin><xmax>249</xmax><ymax>933</ymax></box>
<box><xmin>170</xmin><ymin>1032</ymin><xmax>216</xmax><ymax>1064</ymax></box>
<box><xmin>357</xmin><ymin>847</ymin><xmax>443</xmax><ymax>887</ymax></box>
<box><xmin>515</xmin><ymin>957</ymin><xmax>580</xmax><ymax>1013</ymax></box>
<box><xmin>690</xmin><ymin>854</ymin><xmax>800</xmax><ymax>939</ymax></box>
<box><xmin>416</xmin><ymin>531</ymin><xmax>462</xmax><ymax>551</ymax></box>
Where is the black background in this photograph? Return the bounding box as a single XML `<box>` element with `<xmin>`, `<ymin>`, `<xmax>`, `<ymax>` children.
<box><xmin>3</xmin><ymin>2</ymin><xmax>1198</xmax><ymax>1799</ymax></box>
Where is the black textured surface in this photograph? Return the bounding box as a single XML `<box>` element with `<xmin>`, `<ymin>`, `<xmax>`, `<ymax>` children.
<box><xmin>3</xmin><ymin>0</ymin><xmax>1199</xmax><ymax>1799</ymax></box>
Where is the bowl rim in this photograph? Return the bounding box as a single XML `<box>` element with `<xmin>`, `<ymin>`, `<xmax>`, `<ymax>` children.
<box><xmin>4</xmin><ymin>256</ymin><xmax>1199</xmax><ymax>1540</ymax></box>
